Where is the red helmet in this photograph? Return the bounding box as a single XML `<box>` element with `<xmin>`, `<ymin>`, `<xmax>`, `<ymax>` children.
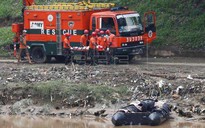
<box><xmin>65</xmin><ymin>33</ymin><xmax>70</xmax><ymax>37</ymax></box>
<box><xmin>95</xmin><ymin>29</ymin><xmax>100</xmax><ymax>33</ymax></box>
<box><xmin>100</xmin><ymin>30</ymin><xmax>104</xmax><ymax>35</ymax></box>
<box><xmin>84</xmin><ymin>29</ymin><xmax>89</xmax><ymax>34</ymax></box>
<box><xmin>92</xmin><ymin>32</ymin><xmax>97</xmax><ymax>36</ymax></box>
<box><xmin>106</xmin><ymin>30</ymin><xmax>111</xmax><ymax>34</ymax></box>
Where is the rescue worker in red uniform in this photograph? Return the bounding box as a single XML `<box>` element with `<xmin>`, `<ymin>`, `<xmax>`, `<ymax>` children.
<box><xmin>89</xmin><ymin>32</ymin><xmax>98</xmax><ymax>65</ymax></box>
<box><xmin>97</xmin><ymin>30</ymin><xmax>108</xmax><ymax>64</ymax></box>
<box><xmin>63</xmin><ymin>33</ymin><xmax>73</xmax><ymax>65</ymax></box>
<box><xmin>106</xmin><ymin>29</ymin><xmax>115</xmax><ymax>47</ymax></box>
<box><xmin>105</xmin><ymin>29</ymin><xmax>116</xmax><ymax>63</ymax></box>
<box><xmin>80</xmin><ymin>29</ymin><xmax>89</xmax><ymax>46</ymax></box>
<box><xmin>95</xmin><ymin>29</ymin><xmax>100</xmax><ymax>37</ymax></box>
<box><xmin>17</xmin><ymin>30</ymin><xmax>32</xmax><ymax>64</ymax></box>
<box><xmin>80</xmin><ymin>30</ymin><xmax>89</xmax><ymax>61</ymax></box>
<box><xmin>97</xmin><ymin>30</ymin><xmax>107</xmax><ymax>53</ymax></box>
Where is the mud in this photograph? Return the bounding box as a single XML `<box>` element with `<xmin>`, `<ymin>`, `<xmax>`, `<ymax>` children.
<box><xmin>0</xmin><ymin>115</ymin><xmax>205</xmax><ymax>128</ymax></box>
<box><xmin>0</xmin><ymin>57</ymin><xmax>205</xmax><ymax>124</ymax></box>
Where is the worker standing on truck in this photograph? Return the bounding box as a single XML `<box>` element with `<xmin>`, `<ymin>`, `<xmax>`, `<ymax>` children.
<box><xmin>63</xmin><ymin>33</ymin><xmax>73</xmax><ymax>65</ymax></box>
<box><xmin>17</xmin><ymin>30</ymin><xmax>32</xmax><ymax>64</ymax></box>
<box><xmin>89</xmin><ymin>32</ymin><xmax>98</xmax><ymax>65</ymax></box>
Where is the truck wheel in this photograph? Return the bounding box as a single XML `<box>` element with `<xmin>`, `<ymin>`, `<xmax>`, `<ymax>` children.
<box><xmin>46</xmin><ymin>56</ymin><xmax>52</xmax><ymax>63</ymax></box>
<box><xmin>31</xmin><ymin>47</ymin><xmax>46</xmax><ymax>63</ymax></box>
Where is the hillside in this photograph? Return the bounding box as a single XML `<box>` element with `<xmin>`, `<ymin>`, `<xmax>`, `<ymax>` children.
<box><xmin>0</xmin><ymin>0</ymin><xmax>204</xmax><ymax>56</ymax></box>
<box><xmin>130</xmin><ymin>0</ymin><xmax>205</xmax><ymax>51</ymax></box>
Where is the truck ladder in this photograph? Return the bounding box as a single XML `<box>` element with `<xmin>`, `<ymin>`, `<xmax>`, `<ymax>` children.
<box><xmin>56</xmin><ymin>13</ymin><xmax>62</xmax><ymax>55</ymax></box>
<box><xmin>25</xmin><ymin>1</ymin><xmax>115</xmax><ymax>11</ymax></box>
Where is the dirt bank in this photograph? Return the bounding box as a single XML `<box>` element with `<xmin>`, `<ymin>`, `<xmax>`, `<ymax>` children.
<box><xmin>0</xmin><ymin>57</ymin><xmax>205</xmax><ymax>122</ymax></box>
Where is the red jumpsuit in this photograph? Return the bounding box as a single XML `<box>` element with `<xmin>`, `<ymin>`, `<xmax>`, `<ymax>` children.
<box><xmin>80</xmin><ymin>34</ymin><xmax>89</xmax><ymax>46</ymax></box>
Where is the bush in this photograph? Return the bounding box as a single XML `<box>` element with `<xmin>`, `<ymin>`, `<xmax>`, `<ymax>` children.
<box><xmin>0</xmin><ymin>27</ymin><xmax>13</xmax><ymax>47</ymax></box>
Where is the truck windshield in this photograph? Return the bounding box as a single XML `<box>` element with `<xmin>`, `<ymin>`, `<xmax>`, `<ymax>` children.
<box><xmin>117</xmin><ymin>13</ymin><xmax>143</xmax><ymax>35</ymax></box>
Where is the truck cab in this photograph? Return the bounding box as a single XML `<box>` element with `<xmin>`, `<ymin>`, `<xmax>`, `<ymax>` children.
<box><xmin>90</xmin><ymin>8</ymin><xmax>156</xmax><ymax>59</ymax></box>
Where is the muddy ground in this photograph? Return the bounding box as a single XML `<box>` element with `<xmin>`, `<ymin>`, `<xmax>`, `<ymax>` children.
<box><xmin>0</xmin><ymin>57</ymin><xmax>205</xmax><ymax>122</ymax></box>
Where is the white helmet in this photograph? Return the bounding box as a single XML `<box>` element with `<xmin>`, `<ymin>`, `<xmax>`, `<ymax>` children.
<box><xmin>23</xmin><ymin>30</ymin><xmax>27</xmax><ymax>33</ymax></box>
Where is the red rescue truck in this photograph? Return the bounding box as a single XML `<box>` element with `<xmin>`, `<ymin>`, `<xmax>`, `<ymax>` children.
<box><xmin>12</xmin><ymin>0</ymin><xmax>156</xmax><ymax>63</ymax></box>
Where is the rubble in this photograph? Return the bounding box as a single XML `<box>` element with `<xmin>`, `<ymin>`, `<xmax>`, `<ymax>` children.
<box><xmin>0</xmin><ymin>62</ymin><xmax>204</xmax><ymax>121</ymax></box>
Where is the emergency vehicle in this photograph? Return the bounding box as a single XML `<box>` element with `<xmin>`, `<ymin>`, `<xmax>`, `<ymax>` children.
<box><xmin>12</xmin><ymin>0</ymin><xmax>156</xmax><ymax>63</ymax></box>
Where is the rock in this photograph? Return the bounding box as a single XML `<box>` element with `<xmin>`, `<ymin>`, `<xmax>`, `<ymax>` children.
<box><xmin>7</xmin><ymin>77</ymin><xmax>14</xmax><ymax>82</ymax></box>
<box><xmin>39</xmin><ymin>105</ymin><xmax>51</xmax><ymax>115</ymax></box>
<box><xmin>178</xmin><ymin>109</ymin><xmax>193</xmax><ymax>118</ymax></box>
<box><xmin>48</xmin><ymin>112</ymin><xmax>57</xmax><ymax>116</ymax></box>
<box><xmin>192</xmin><ymin>105</ymin><xmax>201</xmax><ymax>115</ymax></box>
<box><xmin>200</xmin><ymin>109</ymin><xmax>205</xmax><ymax>115</ymax></box>
<box><xmin>175</xmin><ymin>86</ymin><xmax>184</xmax><ymax>95</ymax></box>
<box><xmin>57</xmin><ymin>112</ymin><xmax>66</xmax><ymax>116</ymax></box>
<box><xmin>10</xmin><ymin>99</ymin><xmax>33</xmax><ymax>114</ymax></box>
<box><xmin>94</xmin><ymin>109</ymin><xmax>106</xmax><ymax>117</ymax></box>
<box><xmin>187</xmin><ymin>75</ymin><xmax>193</xmax><ymax>80</ymax></box>
<box><xmin>172</xmin><ymin>94</ymin><xmax>180</xmax><ymax>100</ymax></box>
<box><xmin>90</xmin><ymin>71</ymin><xmax>100</xmax><ymax>77</ymax></box>
<box><xmin>28</xmin><ymin>108</ymin><xmax>35</xmax><ymax>113</ymax></box>
<box><xmin>200</xmin><ymin>96</ymin><xmax>205</xmax><ymax>104</ymax></box>
<box><xmin>157</xmin><ymin>80</ymin><xmax>165</xmax><ymax>88</ymax></box>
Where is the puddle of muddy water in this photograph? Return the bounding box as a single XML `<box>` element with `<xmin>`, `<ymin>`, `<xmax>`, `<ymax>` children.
<box><xmin>0</xmin><ymin>115</ymin><xmax>205</xmax><ymax>128</ymax></box>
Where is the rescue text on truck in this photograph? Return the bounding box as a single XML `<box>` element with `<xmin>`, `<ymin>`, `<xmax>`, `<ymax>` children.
<box><xmin>12</xmin><ymin>0</ymin><xmax>156</xmax><ymax>63</ymax></box>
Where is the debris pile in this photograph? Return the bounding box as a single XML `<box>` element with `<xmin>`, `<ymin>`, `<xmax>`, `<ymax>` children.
<box><xmin>0</xmin><ymin>63</ymin><xmax>204</xmax><ymax>120</ymax></box>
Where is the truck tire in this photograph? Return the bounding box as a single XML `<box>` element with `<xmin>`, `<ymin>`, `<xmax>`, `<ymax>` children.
<box><xmin>31</xmin><ymin>47</ymin><xmax>47</xmax><ymax>63</ymax></box>
<box><xmin>46</xmin><ymin>56</ymin><xmax>52</xmax><ymax>63</ymax></box>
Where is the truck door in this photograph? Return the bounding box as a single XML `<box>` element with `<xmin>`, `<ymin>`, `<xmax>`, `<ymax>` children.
<box><xmin>144</xmin><ymin>11</ymin><xmax>156</xmax><ymax>43</ymax></box>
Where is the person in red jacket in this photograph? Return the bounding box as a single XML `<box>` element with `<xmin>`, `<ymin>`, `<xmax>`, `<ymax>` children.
<box><xmin>80</xmin><ymin>29</ymin><xmax>89</xmax><ymax>61</ymax></box>
<box><xmin>80</xmin><ymin>29</ymin><xmax>89</xmax><ymax>47</ymax></box>
<box><xmin>105</xmin><ymin>29</ymin><xmax>116</xmax><ymax>63</ymax></box>
<box><xmin>97</xmin><ymin>30</ymin><xmax>109</xmax><ymax>64</ymax></box>
<box><xmin>95</xmin><ymin>29</ymin><xmax>100</xmax><ymax>37</ymax></box>
<box><xmin>63</xmin><ymin>33</ymin><xmax>73</xmax><ymax>65</ymax></box>
<box><xmin>105</xmin><ymin>29</ymin><xmax>115</xmax><ymax>47</ymax></box>
<box><xmin>17</xmin><ymin>30</ymin><xmax>32</xmax><ymax>64</ymax></box>
<box><xmin>97</xmin><ymin>30</ymin><xmax>107</xmax><ymax>54</ymax></box>
<box><xmin>89</xmin><ymin>32</ymin><xmax>98</xmax><ymax>65</ymax></box>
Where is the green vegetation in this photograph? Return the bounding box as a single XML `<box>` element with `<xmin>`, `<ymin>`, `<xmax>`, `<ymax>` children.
<box><xmin>0</xmin><ymin>27</ymin><xmax>13</xmax><ymax>46</ymax></box>
<box><xmin>33</xmin><ymin>80</ymin><xmax>131</xmax><ymax>103</ymax></box>
<box><xmin>110</xmin><ymin>0</ymin><xmax>205</xmax><ymax>49</ymax></box>
<box><xmin>0</xmin><ymin>0</ymin><xmax>22</xmax><ymax>19</ymax></box>
<box><xmin>0</xmin><ymin>27</ymin><xmax>14</xmax><ymax>56</ymax></box>
<box><xmin>0</xmin><ymin>0</ymin><xmax>204</xmax><ymax>51</ymax></box>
